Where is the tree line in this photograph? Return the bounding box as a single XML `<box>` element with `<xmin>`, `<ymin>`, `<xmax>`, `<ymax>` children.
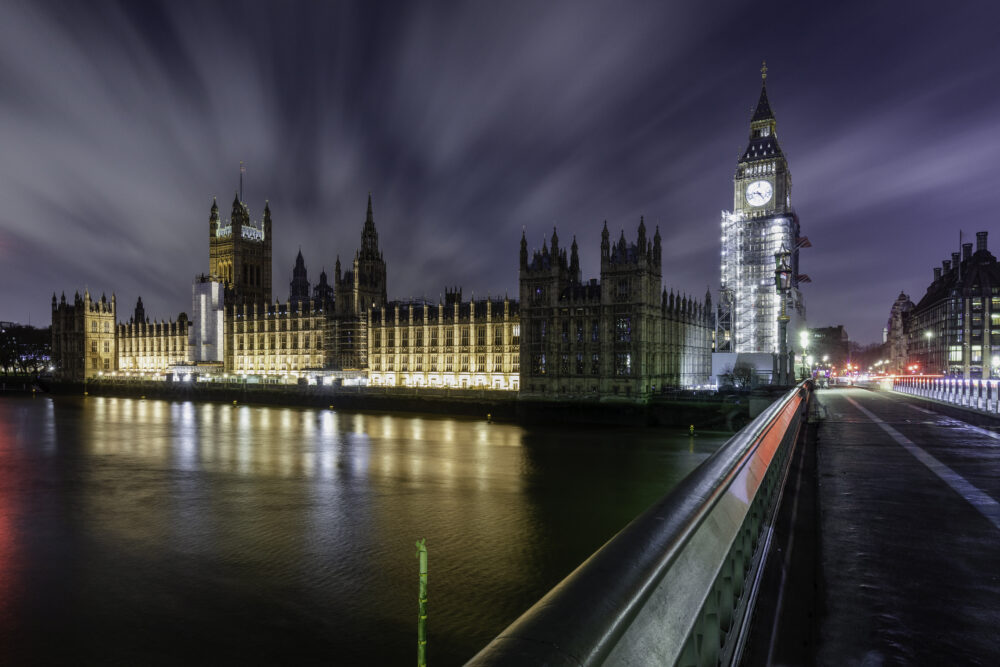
<box><xmin>0</xmin><ymin>323</ymin><xmax>51</xmax><ymax>375</ymax></box>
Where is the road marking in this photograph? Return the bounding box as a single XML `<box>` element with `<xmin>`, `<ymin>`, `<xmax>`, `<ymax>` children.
<box><xmin>846</xmin><ymin>396</ymin><xmax>1000</xmax><ymax>531</ymax></box>
<box><xmin>893</xmin><ymin>396</ymin><xmax>1000</xmax><ymax>440</ymax></box>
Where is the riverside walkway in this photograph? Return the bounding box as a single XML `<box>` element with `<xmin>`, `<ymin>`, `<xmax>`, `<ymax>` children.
<box><xmin>782</xmin><ymin>387</ymin><xmax>1000</xmax><ymax>665</ymax></box>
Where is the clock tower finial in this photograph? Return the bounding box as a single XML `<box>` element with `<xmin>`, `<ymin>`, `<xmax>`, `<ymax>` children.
<box><xmin>761</xmin><ymin>60</ymin><xmax>768</xmax><ymax>82</ymax></box>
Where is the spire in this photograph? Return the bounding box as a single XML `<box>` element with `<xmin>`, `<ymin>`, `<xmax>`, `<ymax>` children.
<box><xmin>601</xmin><ymin>220</ymin><xmax>610</xmax><ymax>260</ymax></box>
<box><xmin>570</xmin><ymin>235</ymin><xmax>580</xmax><ymax>279</ymax></box>
<box><xmin>637</xmin><ymin>216</ymin><xmax>646</xmax><ymax>249</ymax></box>
<box><xmin>751</xmin><ymin>60</ymin><xmax>775</xmax><ymax>123</ymax></box>
<box><xmin>551</xmin><ymin>227</ymin><xmax>559</xmax><ymax>257</ymax></box>
<box><xmin>653</xmin><ymin>224</ymin><xmax>662</xmax><ymax>266</ymax></box>
<box><xmin>360</xmin><ymin>193</ymin><xmax>379</xmax><ymax>257</ymax></box>
<box><xmin>520</xmin><ymin>228</ymin><xmax>528</xmax><ymax>269</ymax></box>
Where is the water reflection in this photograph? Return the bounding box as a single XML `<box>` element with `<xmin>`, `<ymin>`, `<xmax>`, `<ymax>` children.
<box><xmin>0</xmin><ymin>395</ymin><xmax>726</xmax><ymax>665</ymax></box>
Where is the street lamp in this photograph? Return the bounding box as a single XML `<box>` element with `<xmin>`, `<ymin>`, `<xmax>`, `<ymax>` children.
<box><xmin>774</xmin><ymin>246</ymin><xmax>792</xmax><ymax>385</ymax></box>
<box><xmin>924</xmin><ymin>330</ymin><xmax>933</xmax><ymax>375</ymax></box>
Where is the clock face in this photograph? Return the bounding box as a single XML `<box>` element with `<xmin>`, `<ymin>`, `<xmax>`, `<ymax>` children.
<box><xmin>745</xmin><ymin>180</ymin><xmax>773</xmax><ymax>207</ymax></box>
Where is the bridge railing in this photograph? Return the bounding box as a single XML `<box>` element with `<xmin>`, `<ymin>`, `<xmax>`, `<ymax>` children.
<box><xmin>892</xmin><ymin>376</ymin><xmax>1000</xmax><ymax>413</ymax></box>
<box><xmin>468</xmin><ymin>381</ymin><xmax>812</xmax><ymax>666</ymax></box>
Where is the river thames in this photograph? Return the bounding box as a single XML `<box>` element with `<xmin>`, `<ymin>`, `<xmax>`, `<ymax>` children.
<box><xmin>0</xmin><ymin>395</ymin><xmax>726</xmax><ymax>664</ymax></box>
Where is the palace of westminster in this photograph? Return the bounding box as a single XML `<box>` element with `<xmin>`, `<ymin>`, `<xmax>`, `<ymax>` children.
<box><xmin>51</xmin><ymin>68</ymin><xmax>802</xmax><ymax>398</ymax></box>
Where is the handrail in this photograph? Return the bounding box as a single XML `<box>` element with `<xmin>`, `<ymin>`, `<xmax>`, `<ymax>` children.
<box><xmin>468</xmin><ymin>381</ymin><xmax>811</xmax><ymax>666</ymax></box>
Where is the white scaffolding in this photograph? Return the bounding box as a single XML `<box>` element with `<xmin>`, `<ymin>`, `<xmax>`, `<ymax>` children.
<box><xmin>718</xmin><ymin>210</ymin><xmax>800</xmax><ymax>354</ymax></box>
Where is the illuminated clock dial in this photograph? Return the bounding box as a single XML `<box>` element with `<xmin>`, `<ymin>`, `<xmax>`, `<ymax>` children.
<box><xmin>745</xmin><ymin>180</ymin><xmax>773</xmax><ymax>207</ymax></box>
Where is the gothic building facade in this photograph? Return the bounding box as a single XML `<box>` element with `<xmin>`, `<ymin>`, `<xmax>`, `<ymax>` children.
<box><xmin>718</xmin><ymin>63</ymin><xmax>806</xmax><ymax>355</ymax></box>
<box><xmin>368</xmin><ymin>291</ymin><xmax>520</xmax><ymax>390</ymax></box>
<box><xmin>117</xmin><ymin>297</ymin><xmax>190</xmax><ymax>373</ymax></box>
<box><xmin>519</xmin><ymin>222</ymin><xmax>712</xmax><ymax>398</ymax></box>
<box><xmin>886</xmin><ymin>291</ymin><xmax>914</xmax><ymax>374</ymax></box>
<box><xmin>209</xmin><ymin>194</ymin><xmax>273</xmax><ymax>306</ymax></box>
<box><xmin>51</xmin><ymin>290</ymin><xmax>117</xmax><ymax>380</ymax></box>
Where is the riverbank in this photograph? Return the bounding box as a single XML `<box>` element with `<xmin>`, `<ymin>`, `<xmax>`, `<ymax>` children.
<box><xmin>41</xmin><ymin>379</ymin><xmax>756</xmax><ymax>430</ymax></box>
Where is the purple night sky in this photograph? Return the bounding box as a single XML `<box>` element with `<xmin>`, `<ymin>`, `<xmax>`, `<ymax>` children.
<box><xmin>1</xmin><ymin>1</ymin><xmax>998</xmax><ymax>343</ymax></box>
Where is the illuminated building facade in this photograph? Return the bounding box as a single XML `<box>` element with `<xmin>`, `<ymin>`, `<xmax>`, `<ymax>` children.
<box><xmin>717</xmin><ymin>63</ymin><xmax>806</xmax><ymax>355</ymax></box>
<box><xmin>906</xmin><ymin>232</ymin><xmax>1000</xmax><ymax>378</ymax></box>
<box><xmin>51</xmin><ymin>290</ymin><xmax>117</xmax><ymax>380</ymax></box>
<box><xmin>225</xmin><ymin>299</ymin><xmax>329</xmax><ymax>375</ymax></box>
<box><xmin>117</xmin><ymin>297</ymin><xmax>190</xmax><ymax>373</ymax></box>
<box><xmin>368</xmin><ymin>291</ymin><xmax>520</xmax><ymax>389</ymax></box>
<box><xmin>519</xmin><ymin>222</ymin><xmax>712</xmax><ymax>398</ymax></box>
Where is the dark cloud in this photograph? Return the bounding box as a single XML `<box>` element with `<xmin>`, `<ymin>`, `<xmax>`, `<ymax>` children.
<box><xmin>1</xmin><ymin>0</ymin><xmax>998</xmax><ymax>343</ymax></box>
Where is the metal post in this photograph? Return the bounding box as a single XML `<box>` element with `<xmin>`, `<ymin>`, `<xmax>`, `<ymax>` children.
<box><xmin>416</xmin><ymin>538</ymin><xmax>428</xmax><ymax>667</ymax></box>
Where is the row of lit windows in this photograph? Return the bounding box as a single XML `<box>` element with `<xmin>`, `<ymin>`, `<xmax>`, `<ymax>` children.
<box><xmin>233</xmin><ymin>318</ymin><xmax>321</xmax><ymax>333</ymax></box>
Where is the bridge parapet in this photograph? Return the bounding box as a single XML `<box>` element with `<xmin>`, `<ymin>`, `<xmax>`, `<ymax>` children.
<box><xmin>892</xmin><ymin>376</ymin><xmax>1000</xmax><ymax>413</ymax></box>
<box><xmin>468</xmin><ymin>381</ymin><xmax>811</xmax><ymax>666</ymax></box>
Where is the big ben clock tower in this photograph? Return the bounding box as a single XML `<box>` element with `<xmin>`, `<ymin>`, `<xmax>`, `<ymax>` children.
<box><xmin>717</xmin><ymin>62</ymin><xmax>806</xmax><ymax>360</ymax></box>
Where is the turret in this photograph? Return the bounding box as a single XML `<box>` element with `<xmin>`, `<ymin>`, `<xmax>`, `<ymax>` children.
<box><xmin>653</xmin><ymin>225</ymin><xmax>662</xmax><ymax>266</ymax></box>
<box><xmin>570</xmin><ymin>236</ymin><xmax>580</xmax><ymax>281</ymax></box>
<box><xmin>637</xmin><ymin>216</ymin><xmax>646</xmax><ymax>252</ymax></box>
<box><xmin>263</xmin><ymin>200</ymin><xmax>272</xmax><ymax>239</ymax></box>
<box><xmin>520</xmin><ymin>230</ymin><xmax>528</xmax><ymax>270</ymax></box>
<box><xmin>209</xmin><ymin>198</ymin><xmax>220</xmax><ymax>237</ymax></box>
<box><xmin>601</xmin><ymin>221</ymin><xmax>610</xmax><ymax>260</ymax></box>
<box><xmin>551</xmin><ymin>227</ymin><xmax>559</xmax><ymax>259</ymax></box>
<box><xmin>230</xmin><ymin>192</ymin><xmax>244</xmax><ymax>229</ymax></box>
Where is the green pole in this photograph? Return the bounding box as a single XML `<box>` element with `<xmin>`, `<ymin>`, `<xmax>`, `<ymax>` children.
<box><xmin>416</xmin><ymin>538</ymin><xmax>428</xmax><ymax>667</ymax></box>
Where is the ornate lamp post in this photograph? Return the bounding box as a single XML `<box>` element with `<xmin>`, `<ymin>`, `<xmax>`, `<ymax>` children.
<box><xmin>774</xmin><ymin>246</ymin><xmax>792</xmax><ymax>385</ymax></box>
<box><xmin>924</xmin><ymin>330</ymin><xmax>933</xmax><ymax>375</ymax></box>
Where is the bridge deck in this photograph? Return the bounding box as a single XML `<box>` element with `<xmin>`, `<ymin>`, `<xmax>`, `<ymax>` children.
<box><xmin>809</xmin><ymin>387</ymin><xmax>1000</xmax><ymax>664</ymax></box>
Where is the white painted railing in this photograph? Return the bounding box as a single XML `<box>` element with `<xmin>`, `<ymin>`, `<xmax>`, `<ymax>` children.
<box><xmin>892</xmin><ymin>376</ymin><xmax>1000</xmax><ymax>413</ymax></box>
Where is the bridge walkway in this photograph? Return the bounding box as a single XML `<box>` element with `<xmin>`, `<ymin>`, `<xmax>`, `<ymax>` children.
<box><xmin>787</xmin><ymin>387</ymin><xmax>1000</xmax><ymax>665</ymax></box>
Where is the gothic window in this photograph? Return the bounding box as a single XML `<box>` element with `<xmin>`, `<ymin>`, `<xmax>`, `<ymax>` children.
<box><xmin>576</xmin><ymin>321</ymin><xmax>584</xmax><ymax>343</ymax></box>
<box><xmin>616</xmin><ymin>317</ymin><xmax>632</xmax><ymax>342</ymax></box>
<box><xmin>615</xmin><ymin>352</ymin><xmax>632</xmax><ymax>376</ymax></box>
<box><xmin>445</xmin><ymin>357</ymin><xmax>453</xmax><ymax>372</ymax></box>
<box><xmin>561</xmin><ymin>321</ymin><xmax>569</xmax><ymax>343</ymax></box>
<box><xmin>446</xmin><ymin>329</ymin><xmax>454</xmax><ymax>347</ymax></box>
<box><xmin>431</xmin><ymin>357</ymin><xmax>438</xmax><ymax>372</ymax></box>
<box><xmin>103</xmin><ymin>359</ymin><xmax>110</xmax><ymax>370</ymax></box>
<box><xmin>477</xmin><ymin>326</ymin><xmax>486</xmax><ymax>347</ymax></box>
<box><xmin>591</xmin><ymin>353</ymin><xmax>600</xmax><ymax>375</ymax></box>
<box><xmin>560</xmin><ymin>354</ymin><xmax>569</xmax><ymax>374</ymax></box>
<box><xmin>461</xmin><ymin>328</ymin><xmax>470</xmax><ymax>347</ymax></box>
<box><xmin>576</xmin><ymin>353</ymin><xmax>584</xmax><ymax>374</ymax></box>
<box><xmin>533</xmin><ymin>353</ymin><xmax>546</xmax><ymax>376</ymax></box>
<box><xmin>477</xmin><ymin>354</ymin><xmax>485</xmax><ymax>372</ymax></box>
<box><xmin>591</xmin><ymin>320</ymin><xmax>599</xmax><ymax>342</ymax></box>
<box><xmin>461</xmin><ymin>355</ymin><xmax>469</xmax><ymax>372</ymax></box>
<box><xmin>431</xmin><ymin>329</ymin><xmax>439</xmax><ymax>348</ymax></box>
<box><xmin>374</xmin><ymin>331</ymin><xmax>381</xmax><ymax>349</ymax></box>
<box><xmin>513</xmin><ymin>357</ymin><xmax>520</xmax><ymax>373</ymax></box>
<box><xmin>92</xmin><ymin>321</ymin><xmax>97</xmax><ymax>332</ymax></box>
<box><xmin>104</xmin><ymin>321</ymin><xmax>110</xmax><ymax>333</ymax></box>
<box><xmin>617</xmin><ymin>280</ymin><xmax>629</xmax><ymax>301</ymax></box>
<box><xmin>402</xmin><ymin>329</ymin><xmax>409</xmax><ymax>348</ymax></box>
<box><xmin>494</xmin><ymin>328</ymin><xmax>502</xmax><ymax>346</ymax></box>
<box><xmin>103</xmin><ymin>341</ymin><xmax>110</xmax><ymax>353</ymax></box>
<box><xmin>388</xmin><ymin>330</ymin><xmax>395</xmax><ymax>347</ymax></box>
<box><xmin>512</xmin><ymin>324</ymin><xmax>520</xmax><ymax>345</ymax></box>
<box><xmin>416</xmin><ymin>330</ymin><xmax>423</xmax><ymax>348</ymax></box>
<box><xmin>416</xmin><ymin>357</ymin><xmax>423</xmax><ymax>372</ymax></box>
<box><xmin>493</xmin><ymin>355</ymin><xmax>502</xmax><ymax>372</ymax></box>
<box><xmin>91</xmin><ymin>341</ymin><xmax>97</xmax><ymax>353</ymax></box>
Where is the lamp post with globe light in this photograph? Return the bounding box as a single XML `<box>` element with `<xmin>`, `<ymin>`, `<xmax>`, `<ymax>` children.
<box><xmin>924</xmin><ymin>330</ymin><xmax>933</xmax><ymax>374</ymax></box>
<box><xmin>774</xmin><ymin>246</ymin><xmax>792</xmax><ymax>385</ymax></box>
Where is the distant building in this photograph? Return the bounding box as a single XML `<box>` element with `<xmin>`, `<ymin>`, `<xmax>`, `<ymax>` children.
<box><xmin>806</xmin><ymin>325</ymin><xmax>849</xmax><ymax>370</ymax></box>
<box><xmin>906</xmin><ymin>231</ymin><xmax>1000</xmax><ymax>378</ymax></box>
<box><xmin>51</xmin><ymin>290</ymin><xmax>116</xmax><ymax>380</ymax></box>
<box><xmin>885</xmin><ymin>292</ymin><xmax>914</xmax><ymax>374</ymax></box>
<box><xmin>519</xmin><ymin>221</ymin><xmax>712</xmax><ymax>399</ymax></box>
<box><xmin>368</xmin><ymin>291</ymin><xmax>520</xmax><ymax>390</ymax></box>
